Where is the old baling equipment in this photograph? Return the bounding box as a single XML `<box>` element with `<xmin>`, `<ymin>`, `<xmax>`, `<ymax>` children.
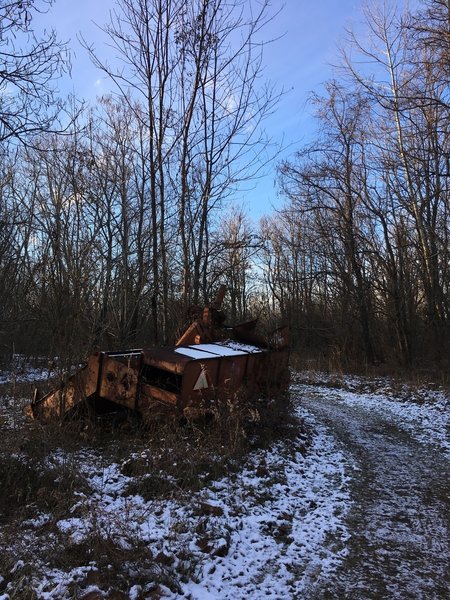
<box><xmin>27</xmin><ymin>286</ymin><xmax>289</xmax><ymax>423</ymax></box>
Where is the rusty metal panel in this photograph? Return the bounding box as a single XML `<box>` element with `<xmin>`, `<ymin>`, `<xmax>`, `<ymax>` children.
<box><xmin>141</xmin><ymin>348</ymin><xmax>190</xmax><ymax>375</ymax></box>
<box><xmin>138</xmin><ymin>393</ymin><xmax>181</xmax><ymax>422</ymax></box>
<box><xmin>83</xmin><ymin>353</ymin><xmax>102</xmax><ymax>397</ymax></box>
<box><xmin>215</xmin><ymin>355</ymin><xmax>247</xmax><ymax>394</ymax></box>
<box><xmin>179</xmin><ymin>354</ymin><xmax>251</xmax><ymax>410</ymax></box>
<box><xmin>30</xmin><ymin>388</ymin><xmax>64</xmax><ymax>420</ymax></box>
<box><xmin>181</xmin><ymin>359</ymin><xmax>218</xmax><ymax>405</ymax></box>
<box><xmin>97</xmin><ymin>354</ymin><xmax>139</xmax><ymax>410</ymax></box>
<box><xmin>256</xmin><ymin>349</ymin><xmax>290</xmax><ymax>390</ymax></box>
<box><xmin>140</xmin><ymin>383</ymin><xmax>178</xmax><ymax>406</ymax></box>
<box><xmin>30</xmin><ymin>360</ymin><xmax>96</xmax><ymax>419</ymax></box>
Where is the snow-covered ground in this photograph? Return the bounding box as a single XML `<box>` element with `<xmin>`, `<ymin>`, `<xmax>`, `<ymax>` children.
<box><xmin>0</xmin><ymin>406</ymin><xmax>352</xmax><ymax>599</ymax></box>
<box><xmin>0</xmin><ymin>356</ymin><xmax>50</xmax><ymax>385</ymax></box>
<box><xmin>293</xmin><ymin>371</ymin><xmax>450</xmax><ymax>459</ymax></box>
<box><xmin>0</xmin><ymin>368</ymin><xmax>448</xmax><ymax>599</ymax></box>
<box><xmin>293</xmin><ymin>372</ymin><xmax>450</xmax><ymax>598</ymax></box>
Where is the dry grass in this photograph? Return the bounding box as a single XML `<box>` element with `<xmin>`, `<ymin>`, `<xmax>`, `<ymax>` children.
<box><xmin>0</xmin><ymin>385</ymin><xmax>303</xmax><ymax>599</ymax></box>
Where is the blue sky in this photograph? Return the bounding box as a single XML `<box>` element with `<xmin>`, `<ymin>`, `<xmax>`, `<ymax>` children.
<box><xmin>35</xmin><ymin>0</ymin><xmax>362</xmax><ymax>221</ymax></box>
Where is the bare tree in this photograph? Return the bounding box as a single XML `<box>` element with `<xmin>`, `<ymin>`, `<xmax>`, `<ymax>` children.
<box><xmin>0</xmin><ymin>0</ymin><xmax>69</xmax><ymax>144</ymax></box>
<box><xmin>209</xmin><ymin>206</ymin><xmax>255</xmax><ymax>322</ymax></box>
<box><xmin>341</xmin><ymin>2</ymin><xmax>449</xmax><ymax>360</ymax></box>
<box><xmin>275</xmin><ymin>2</ymin><xmax>449</xmax><ymax>367</ymax></box>
<box><xmin>279</xmin><ymin>82</ymin><xmax>379</xmax><ymax>364</ymax></box>
<box><xmin>83</xmin><ymin>0</ymin><xmax>280</xmax><ymax>340</ymax></box>
<box><xmin>172</xmin><ymin>0</ymin><xmax>280</xmax><ymax>306</ymax></box>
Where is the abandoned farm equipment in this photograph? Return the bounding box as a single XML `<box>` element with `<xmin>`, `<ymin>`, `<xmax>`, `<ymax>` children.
<box><xmin>27</xmin><ymin>286</ymin><xmax>290</xmax><ymax>423</ymax></box>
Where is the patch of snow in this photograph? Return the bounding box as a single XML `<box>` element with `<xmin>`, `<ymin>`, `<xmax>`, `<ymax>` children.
<box><xmin>22</xmin><ymin>514</ymin><xmax>52</xmax><ymax>529</ymax></box>
<box><xmin>5</xmin><ymin>405</ymin><xmax>352</xmax><ymax>599</ymax></box>
<box><xmin>10</xmin><ymin>561</ymin><xmax>24</xmax><ymax>574</ymax></box>
<box><xmin>218</xmin><ymin>341</ymin><xmax>263</xmax><ymax>354</ymax></box>
<box><xmin>129</xmin><ymin>585</ymin><xmax>143</xmax><ymax>600</ymax></box>
<box><xmin>181</xmin><ymin>406</ymin><xmax>352</xmax><ymax>598</ymax></box>
<box><xmin>293</xmin><ymin>379</ymin><xmax>450</xmax><ymax>459</ymax></box>
<box><xmin>31</xmin><ymin>567</ymin><xmax>100</xmax><ymax>600</ymax></box>
<box><xmin>175</xmin><ymin>346</ymin><xmax>214</xmax><ymax>359</ymax></box>
<box><xmin>50</xmin><ymin>406</ymin><xmax>351</xmax><ymax>598</ymax></box>
<box><xmin>0</xmin><ymin>365</ymin><xmax>50</xmax><ymax>385</ymax></box>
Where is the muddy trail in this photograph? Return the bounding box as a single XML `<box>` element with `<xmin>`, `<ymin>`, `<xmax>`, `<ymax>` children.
<box><xmin>296</xmin><ymin>386</ymin><xmax>450</xmax><ymax>600</ymax></box>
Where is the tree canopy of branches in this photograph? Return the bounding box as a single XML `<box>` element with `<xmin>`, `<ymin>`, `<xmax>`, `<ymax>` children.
<box><xmin>0</xmin><ymin>0</ymin><xmax>448</xmax><ymax>374</ymax></box>
<box><xmin>81</xmin><ymin>0</ymin><xmax>280</xmax><ymax>343</ymax></box>
<box><xmin>273</xmin><ymin>1</ymin><xmax>449</xmax><ymax>368</ymax></box>
<box><xmin>0</xmin><ymin>0</ymin><xmax>69</xmax><ymax>145</ymax></box>
<box><xmin>0</xmin><ymin>0</ymin><xmax>278</xmax><ymax>361</ymax></box>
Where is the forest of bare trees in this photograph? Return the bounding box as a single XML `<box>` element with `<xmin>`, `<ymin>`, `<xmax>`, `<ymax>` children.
<box><xmin>275</xmin><ymin>2</ymin><xmax>449</xmax><ymax>368</ymax></box>
<box><xmin>0</xmin><ymin>0</ymin><xmax>448</xmax><ymax>371</ymax></box>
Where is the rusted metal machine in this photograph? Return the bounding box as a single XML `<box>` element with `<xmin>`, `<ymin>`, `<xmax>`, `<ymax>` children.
<box><xmin>27</xmin><ymin>286</ymin><xmax>289</xmax><ymax>423</ymax></box>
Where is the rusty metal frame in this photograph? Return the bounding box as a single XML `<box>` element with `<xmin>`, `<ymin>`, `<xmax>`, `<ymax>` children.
<box><xmin>28</xmin><ymin>286</ymin><xmax>290</xmax><ymax>422</ymax></box>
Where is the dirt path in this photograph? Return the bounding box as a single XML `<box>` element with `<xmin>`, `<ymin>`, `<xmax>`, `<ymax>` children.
<box><xmin>297</xmin><ymin>387</ymin><xmax>450</xmax><ymax>600</ymax></box>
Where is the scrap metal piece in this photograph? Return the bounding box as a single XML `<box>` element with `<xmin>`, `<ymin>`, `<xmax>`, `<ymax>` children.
<box><xmin>28</xmin><ymin>287</ymin><xmax>290</xmax><ymax>423</ymax></box>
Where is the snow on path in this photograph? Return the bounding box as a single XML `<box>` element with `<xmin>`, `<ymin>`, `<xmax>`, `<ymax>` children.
<box><xmin>294</xmin><ymin>377</ymin><xmax>450</xmax><ymax>459</ymax></box>
<box><xmin>182</xmin><ymin>407</ymin><xmax>352</xmax><ymax>598</ymax></box>
<box><xmin>295</xmin><ymin>380</ymin><xmax>450</xmax><ymax>599</ymax></box>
